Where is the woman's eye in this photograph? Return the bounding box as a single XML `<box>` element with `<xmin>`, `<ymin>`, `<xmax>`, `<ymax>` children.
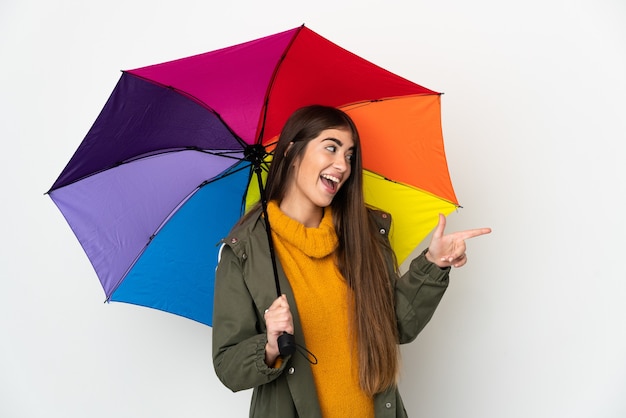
<box><xmin>346</xmin><ymin>154</ymin><xmax>353</xmax><ymax>163</ymax></box>
<box><xmin>325</xmin><ymin>145</ymin><xmax>337</xmax><ymax>152</ymax></box>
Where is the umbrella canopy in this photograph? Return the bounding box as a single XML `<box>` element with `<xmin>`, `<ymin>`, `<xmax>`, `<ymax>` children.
<box><xmin>48</xmin><ymin>25</ymin><xmax>458</xmax><ymax>326</ymax></box>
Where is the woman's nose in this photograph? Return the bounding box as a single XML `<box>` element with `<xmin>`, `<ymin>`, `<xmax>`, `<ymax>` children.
<box><xmin>333</xmin><ymin>154</ymin><xmax>348</xmax><ymax>172</ymax></box>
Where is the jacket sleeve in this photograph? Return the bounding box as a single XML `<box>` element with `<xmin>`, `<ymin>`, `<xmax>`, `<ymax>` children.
<box><xmin>212</xmin><ymin>244</ymin><xmax>287</xmax><ymax>392</ymax></box>
<box><xmin>394</xmin><ymin>249</ymin><xmax>450</xmax><ymax>344</ymax></box>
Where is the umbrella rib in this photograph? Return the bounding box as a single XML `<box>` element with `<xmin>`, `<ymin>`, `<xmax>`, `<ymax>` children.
<box><xmin>363</xmin><ymin>169</ymin><xmax>461</xmax><ymax>208</ymax></box>
<box><xmin>338</xmin><ymin>93</ymin><xmax>443</xmax><ymax>112</ymax></box>
<box><xmin>198</xmin><ymin>160</ymin><xmax>254</xmax><ymax>188</ymax></box>
<box><xmin>104</xmin><ymin>182</ymin><xmax>204</xmax><ymax>301</ymax></box>
<box><xmin>47</xmin><ymin>148</ymin><xmax>246</xmax><ymax>192</ymax></box>
<box><xmin>255</xmin><ymin>24</ymin><xmax>305</xmax><ymax>144</ymax></box>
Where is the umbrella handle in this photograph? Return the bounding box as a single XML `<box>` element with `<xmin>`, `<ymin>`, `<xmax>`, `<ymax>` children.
<box><xmin>278</xmin><ymin>332</ymin><xmax>296</xmax><ymax>356</ymax></box>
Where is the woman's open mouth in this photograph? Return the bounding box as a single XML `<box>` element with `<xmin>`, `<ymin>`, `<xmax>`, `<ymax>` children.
<box><xmin>320</xmin><ymin>173</ymin><xmax>340</xmax><ymax>193</ymax></box>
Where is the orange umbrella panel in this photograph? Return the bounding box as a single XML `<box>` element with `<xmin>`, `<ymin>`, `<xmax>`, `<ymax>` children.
<box><xmin>342</xmin><ymin>95</ymin><xmax>457</xmax><ymax>206</ymax></box>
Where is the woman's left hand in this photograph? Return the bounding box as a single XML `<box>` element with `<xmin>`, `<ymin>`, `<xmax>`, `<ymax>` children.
<box><xmin>425</xmin><ymin>214</ymin><xmax>491</xmax><ymax>268</ymax></box>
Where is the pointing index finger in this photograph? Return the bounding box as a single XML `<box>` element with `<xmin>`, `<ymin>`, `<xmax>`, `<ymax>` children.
<box><xmin>457</xmin><ymin>227</ymin><xmax>492</xmax><ymax>240</ymax></box>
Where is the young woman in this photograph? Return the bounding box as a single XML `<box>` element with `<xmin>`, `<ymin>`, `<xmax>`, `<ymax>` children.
<box><xmin>212</xmin><ymin>105</ymin><xmax>491</xmax><ymax>418</ymax></box>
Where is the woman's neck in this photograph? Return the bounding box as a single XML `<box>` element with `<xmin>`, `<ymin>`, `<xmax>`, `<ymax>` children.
<box><xmin>278</xmin><ymin>198</ymin><xmax>324</xmax><ymax>228</ymax></box>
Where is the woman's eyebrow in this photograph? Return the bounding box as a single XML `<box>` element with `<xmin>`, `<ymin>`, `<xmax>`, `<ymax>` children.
<box><xmin>324</xmin><ymin>137</ymin><xmax>355</xmax><ymax>150</ymax></box>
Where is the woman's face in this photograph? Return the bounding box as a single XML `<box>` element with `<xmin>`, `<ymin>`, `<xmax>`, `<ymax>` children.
<box><xmin>281</xmin><ymin>127</ymin><xmax>354</xmax><ymax>221</ymax></box>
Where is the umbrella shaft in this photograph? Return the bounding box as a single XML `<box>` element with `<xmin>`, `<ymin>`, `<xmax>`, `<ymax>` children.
<box><xmin>254</xmin><ymin>167</ymin><xmax>282</xmax><ymax>298</ymax></box>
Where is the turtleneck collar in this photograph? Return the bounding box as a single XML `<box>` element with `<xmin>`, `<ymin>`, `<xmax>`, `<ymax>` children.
<box><xmin>267</xmin><ymin>200</ymin><xmax>338</xmax><ymax>259</ymax></box>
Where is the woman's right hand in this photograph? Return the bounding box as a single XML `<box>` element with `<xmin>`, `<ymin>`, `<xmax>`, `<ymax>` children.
<box><xmin>263</xmin><ymin>294</ymin><xmax>294</xmax><ymax>366</ymax></box>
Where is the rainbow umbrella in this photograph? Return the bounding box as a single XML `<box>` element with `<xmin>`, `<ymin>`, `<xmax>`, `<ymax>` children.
<box><xmin>47</xmin><ymin>25</ymin><xmax>458</xmax><ymax>326</ymax></box>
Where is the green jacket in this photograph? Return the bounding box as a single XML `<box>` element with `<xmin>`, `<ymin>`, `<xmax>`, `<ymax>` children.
<box><xmin>212</xmin><ymin>208</ymin><xmax>450</xmax><ymax>417</ymax></box>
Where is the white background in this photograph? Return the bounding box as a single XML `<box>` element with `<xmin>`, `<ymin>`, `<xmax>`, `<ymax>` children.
<box><xmin>2</xmin><ymin>0</ymin><xmax>625</xmax><ymax>417</ymax></box>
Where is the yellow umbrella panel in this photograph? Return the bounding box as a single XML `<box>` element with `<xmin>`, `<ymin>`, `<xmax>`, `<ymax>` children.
<box><xmin>363</xmin><ymin>170</ymin><xmax>457</xmax><ymax>265</ymax></box>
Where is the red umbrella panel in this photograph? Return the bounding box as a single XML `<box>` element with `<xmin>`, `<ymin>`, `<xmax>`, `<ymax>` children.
<box><xmin>48</xmin><ymin>25</ymin><xmax>458</xmax><ymax>326</ymax></box>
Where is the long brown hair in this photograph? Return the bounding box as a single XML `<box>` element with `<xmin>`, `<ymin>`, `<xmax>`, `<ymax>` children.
<box><xmin>262</xmin><ymin>105</ymin><xmax>400</xmax><ymax>395</ymax></box>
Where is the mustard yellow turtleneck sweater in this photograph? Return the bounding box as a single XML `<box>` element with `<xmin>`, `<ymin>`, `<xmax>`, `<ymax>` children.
<box><xmin>267</xmin><ymin>201</ymin><xmax>374</xmax><ymax>418</ymax></box>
